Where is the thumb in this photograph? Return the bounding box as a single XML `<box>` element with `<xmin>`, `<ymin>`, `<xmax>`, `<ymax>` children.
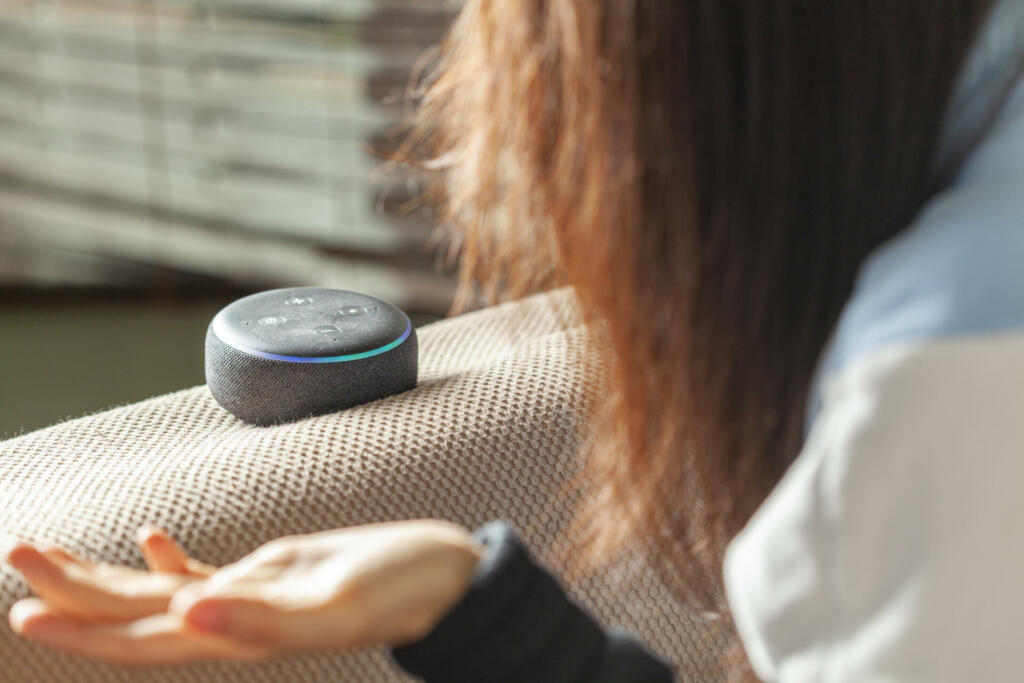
<box><xmin>170</xmin><ymin>584</ymin><xmax>364</xmax><ymax>650</ymax></box>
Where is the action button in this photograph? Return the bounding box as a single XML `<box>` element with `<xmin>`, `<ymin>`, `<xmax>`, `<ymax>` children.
<box><xmin>338</xmin><ymin>306</ymin><xmax>366</xmax><ymax>317</ymax></box>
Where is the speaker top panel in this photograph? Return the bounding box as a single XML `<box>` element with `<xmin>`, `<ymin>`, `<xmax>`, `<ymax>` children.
<box><xmin>211</xmin><ymin>287</ymin><xmax>411</xmax><ymax>360</ymax></box>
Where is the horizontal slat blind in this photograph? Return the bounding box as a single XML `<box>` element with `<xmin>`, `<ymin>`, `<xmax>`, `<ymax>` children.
<box><xmin>0</xmin><ymin>0</ymin><xmax>456</xmax><ymax>313</ymax></box>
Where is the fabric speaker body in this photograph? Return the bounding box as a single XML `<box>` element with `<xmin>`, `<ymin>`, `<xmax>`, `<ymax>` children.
<box><xmin>205</xmin><ymin>288</ymin><xmax>418</xmax><ymax>425</ymax></box>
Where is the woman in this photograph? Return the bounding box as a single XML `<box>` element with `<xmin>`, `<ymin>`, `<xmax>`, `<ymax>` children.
<box><xmin>7</xmin><ymin>0</ymin><xmax>1024</xmax><ymax>680</ymax></box>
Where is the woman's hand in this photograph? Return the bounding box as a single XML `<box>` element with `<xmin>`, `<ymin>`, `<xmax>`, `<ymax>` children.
<box><xmin>8</xmin><ymin>525</ymin><xmax>213</xmax><ymax>621</ymax></box>
<box><xmin>6</xmin><ymin>520</ymin><xmax>482</xmax><ymax>665</ymax></box>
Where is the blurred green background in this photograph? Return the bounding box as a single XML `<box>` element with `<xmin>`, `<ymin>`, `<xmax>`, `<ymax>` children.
<box><xmin>0</xmin><ymin>290</ymin><xmax>237</xmax><ymax>439</ymax></box>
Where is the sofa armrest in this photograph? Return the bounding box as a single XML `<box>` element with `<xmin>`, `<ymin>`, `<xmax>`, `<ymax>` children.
<box><xmin>0</xmin><ymin>289</ymin><xmax>723</xmax><ymax>682</ymax></box>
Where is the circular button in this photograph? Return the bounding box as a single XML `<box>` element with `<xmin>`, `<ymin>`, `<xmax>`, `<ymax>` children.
<box><xmin>284</xmin><ymin>296</ymin><xmax>313</xmax><ymax>306</ymax></box>
<box><xmin>257</xmin><ymin>316</ymin><xmax>286</xmax><ymax>326</ymax></box>
<box><xmin>315</xmin><ymin>325</ymin><xmax>340</xmax><ymax>336</ymax></box>
<box><xmin>338</xmin><ymin>305</ymin><xmax>366</xmax><ymax>317</ymax></box>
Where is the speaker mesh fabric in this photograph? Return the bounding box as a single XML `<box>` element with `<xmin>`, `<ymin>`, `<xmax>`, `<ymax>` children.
<box><xmin>205</xmin><ymin>326</ymin><xmax>418</xmax><ymax>426</ymax></box>
<box><xmin>0</xmin><ymin>289</ymin><xmax>730</xmax><ymax>682</ymax></box>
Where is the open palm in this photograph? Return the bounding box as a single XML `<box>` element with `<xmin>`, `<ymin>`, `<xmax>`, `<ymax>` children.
<box><xmin>6</xmin><ymin>520</ymin><xmax>481</xmax><ymax>665</ymax></box>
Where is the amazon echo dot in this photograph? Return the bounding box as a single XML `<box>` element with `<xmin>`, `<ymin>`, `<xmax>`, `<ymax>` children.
<box><xmin>205</xmin><ymin>287</ymin><xmax>418</xmax><ymax>425</ymax></box>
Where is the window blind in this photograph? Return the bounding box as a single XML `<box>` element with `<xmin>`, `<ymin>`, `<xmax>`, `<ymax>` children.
<box><xmin>0</xmin><ymin>0</ymin><xmax>456</xmax><ymax>313</ymax></box>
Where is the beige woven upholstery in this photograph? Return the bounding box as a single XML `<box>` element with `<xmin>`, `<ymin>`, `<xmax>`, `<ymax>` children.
<box><xmin>0</xmin><ymin>289</ymin><xmax>724</xmax><ymax>682</ymax></box>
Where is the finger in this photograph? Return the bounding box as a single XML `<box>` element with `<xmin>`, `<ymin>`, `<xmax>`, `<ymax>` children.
<box><xmin>137</xmin><ymin>527</ymin><xmax>217</xmax><ymax>578</ymax></box>
<box><xmin>8</xmin><ymin>545</ymin><xmax>87</xmax><ymax>616</ymax></box>
<box><xmin>183</xmin><ymin>558</ymin><xmax>218</xmax><ymax>577</ymax></box>
<box><xmin>5</xmin><ymin>541</ymin><xmax>82</xmax><ymax>569</ymax></box>
<box><xmin>10</xmin><ymin>598</ymin><xmax>269</xmax><ymax>665</ymax></box>
<box><xmin>173</xmin><ymin>589</ymin><xmax>364</xmax><ymax>651</ymax></box>
<box><xmin>39</xmin><ymin>547</ymin><xmax>86</xmax><ymax>566</ymax></box>
<box><xmin>8</xmin><ymin>544</ymin><xmax>187</xmax><ymax>620</ymax></box>
<box><xmin>137</xmin><ymin>527</ymin><xmax>187</xmax><ymax>574</ymax></box>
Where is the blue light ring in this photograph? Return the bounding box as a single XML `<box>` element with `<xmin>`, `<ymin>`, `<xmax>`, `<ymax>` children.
<box><xmin>215</xmin><ymin>317</ymin><xmax>412</xmax><ymax>364</ymax></box>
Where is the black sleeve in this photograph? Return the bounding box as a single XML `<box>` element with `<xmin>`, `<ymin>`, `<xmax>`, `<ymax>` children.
<box><xmin>390</xmin><ymin>521</ymin><xmax>674</xmax><ymax>683</ymax></box>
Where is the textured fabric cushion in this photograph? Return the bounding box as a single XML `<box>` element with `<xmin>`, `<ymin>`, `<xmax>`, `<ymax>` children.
<box><xmin>0</xmin><ymin>289</ymin><xmax>725</xmax><ymax>682</ymax></box>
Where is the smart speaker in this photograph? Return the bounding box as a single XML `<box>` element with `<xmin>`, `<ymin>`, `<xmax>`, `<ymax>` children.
<box><xmin>205</xmin><ymin>288</ymin><xmax>418</xmax><ymax>425</ymax></box>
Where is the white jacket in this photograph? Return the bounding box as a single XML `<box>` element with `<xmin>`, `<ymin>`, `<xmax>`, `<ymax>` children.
<box><xmin>724</xmin><ymin>1</ymin><xmax>1024</xmax><ymax>680</ymax></box>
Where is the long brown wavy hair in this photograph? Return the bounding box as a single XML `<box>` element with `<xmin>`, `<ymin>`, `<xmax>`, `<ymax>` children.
<box><xmin>402</xmin><ymin>0</ymin><xmax>995</xmax><ymax>675</ymax></box>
